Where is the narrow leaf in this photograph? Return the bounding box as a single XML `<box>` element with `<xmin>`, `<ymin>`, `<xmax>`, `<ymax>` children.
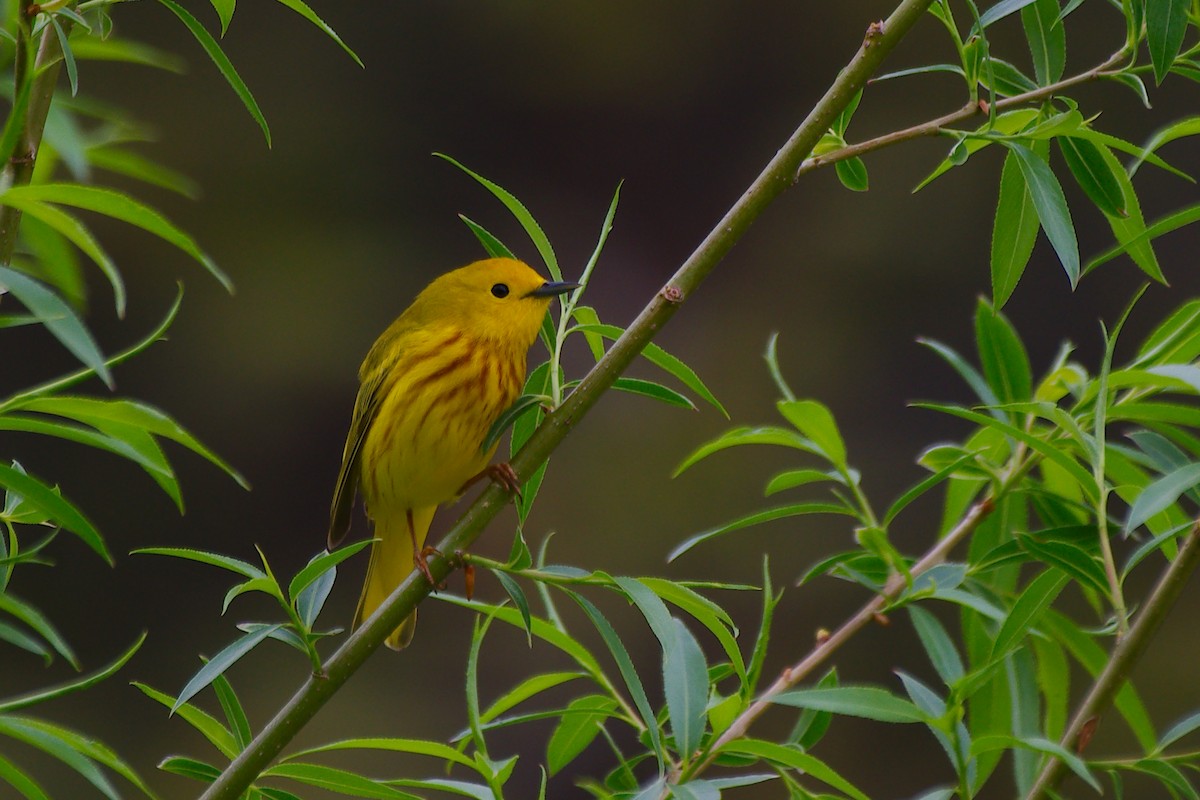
<box><xmin>157</xmin><ymin>0</ymin><xmax>271</xmax><ymax>145</ymax></box>
<box><xmin>1008</xmin><ymin>143</ymin><xmax>1079</xmax><ymax>285</ymax></box>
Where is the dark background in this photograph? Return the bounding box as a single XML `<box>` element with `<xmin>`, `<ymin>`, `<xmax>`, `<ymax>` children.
<box><xmin>6</xmin><ymin>2</ymin><xmax>1200</xmax><ymax>798</ymax></box>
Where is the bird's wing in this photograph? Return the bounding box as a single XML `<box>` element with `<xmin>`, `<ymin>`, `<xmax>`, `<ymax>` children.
<box><xmin>327</xmin><ymin>364</ymin><xmax>391</xmax><ymax>549</ymax></box>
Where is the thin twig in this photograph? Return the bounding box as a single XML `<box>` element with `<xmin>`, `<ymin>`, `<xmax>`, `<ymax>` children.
<box><xmin>795</xmin><ymin>49</ymin><xmax>1128</xmax><ymax>179</ymax></box>
<box><xmin>683</xmin><ymin>496</ymin><xmax>995</xmax><ymax>780</ymax></box>
<box><xmin>1025</xmin><ymin>522</ymin><xmax>1200</xmax><ymax>799</ymax></box>
<box><xmin>198</xmin><ymin>4</ymin><xmax>938</xmax><ymax>799</ymax></box>
<box><xmin>0</xmin><ymin>8</ymin><xmax>67</xmax><ymax>265</ymax></box>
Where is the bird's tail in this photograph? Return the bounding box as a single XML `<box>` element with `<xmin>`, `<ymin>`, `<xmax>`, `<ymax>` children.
<box><xmin>353</xmin><ymin>505</ymin><xmax>437</xmax><ymax>650</ymax></box>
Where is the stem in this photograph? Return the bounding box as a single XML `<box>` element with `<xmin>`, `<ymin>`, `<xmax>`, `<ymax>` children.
<box><xmin>0</xmin><ymin>7</ymin><xmax>66</xmax><ymax>266</ymax></box>
<box><xmin>1025</xmin><ymin>521</ymin><xmax>1200</xmax><ymax>798</ymax></box>
<box><xmin>682</xmin><ymin>495</ymin><xmax>996</xmax><ymax>782</ymax></box>
<box><xmin>795</xmin><ymin>49</ymin><xmax>1129</xmax><ymax>179</ymax></box>
<box><xmin>198</xmin><ymin>4</ymin><xmax>936</xmax><ymax>798</ymax></box>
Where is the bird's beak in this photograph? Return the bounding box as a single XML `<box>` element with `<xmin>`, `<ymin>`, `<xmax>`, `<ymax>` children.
<box><xmin>527</xmin><ymin>280</ymin><xmax>581</xmax><ymax>298</ymax></box>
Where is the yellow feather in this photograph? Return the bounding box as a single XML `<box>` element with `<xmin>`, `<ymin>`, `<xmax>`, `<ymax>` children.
<box><xmin>329</xmin><ymin>258</ymin><xmax>576</xmax><ymax>648</ymax></box>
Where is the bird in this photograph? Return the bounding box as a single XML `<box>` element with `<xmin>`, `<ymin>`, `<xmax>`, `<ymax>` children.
<box><xmin>328</xmin><ymin>257</ymin><xmax>578</xmax><ymax>649</ymax></box>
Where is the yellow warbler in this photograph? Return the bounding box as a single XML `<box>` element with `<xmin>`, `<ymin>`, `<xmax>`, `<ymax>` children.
<box><xmin>328</xmin><ymin>258</ymin><xmax>577</xmax><ymax>649</ymax></box>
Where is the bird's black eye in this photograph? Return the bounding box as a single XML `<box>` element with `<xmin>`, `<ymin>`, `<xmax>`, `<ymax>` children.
<box><xmin>490</xmin><ymin>283</ymin><xmax>510</xmax><ymax>298</ymax></box>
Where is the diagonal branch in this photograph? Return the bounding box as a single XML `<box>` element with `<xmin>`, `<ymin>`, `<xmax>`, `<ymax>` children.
<box><xmin>682</xmin><ymin>495</ymin><xmax>995</xmax><ymax>781</ymax></box>
<box><xmin>1025</xmin><ymin>522</ymin><xmax>1200</xmax><ymax>798</ymax></box>
<box><xmin>198</xmin><ymin>2</ymin><xmax>938</xmax><ymax>798</ymax></box>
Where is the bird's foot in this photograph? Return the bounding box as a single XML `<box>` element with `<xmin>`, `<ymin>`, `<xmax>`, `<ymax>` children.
<box><xmin>414</xmin><ymin>545</ymin><xmax>441</xmax><ymax>589</ymax></box>
<box><xmin>460</xmin><ymin>462</ymin><xmax>523</xmax><ymax>499</ymax></box>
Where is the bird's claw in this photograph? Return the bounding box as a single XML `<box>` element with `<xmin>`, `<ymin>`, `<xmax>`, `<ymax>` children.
<box><xmin>415</xmin><ymin>545</ymin><xmax>442</xmax><ymax>589</ymax></box>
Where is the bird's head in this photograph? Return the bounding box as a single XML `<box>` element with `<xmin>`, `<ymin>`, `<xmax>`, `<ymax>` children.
<box><xmin>418</xmin><ymin>258</ymin><xmax>578</xmax><ymax>347</ymax></box>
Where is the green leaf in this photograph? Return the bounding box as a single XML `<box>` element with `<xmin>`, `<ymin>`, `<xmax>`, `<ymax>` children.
<box><xmin>776</xmin><ymin>400</ymin><xmax>847</xmax><ymax>469</ymax></box>
<box><xmin>262</xmin><ymin>763</ymin><xmax>420</xmax><ymax>799</ymax></box>
<box><xmin>639</xmin><ymin>577</ymin><xmax>746</xmax><ymax>685</ymax></box>
<box><xmin>611</xmin><ymin>377</ymin><xmax>697</xmax><ymax>410</ymax></box>
<box><xmin>975</xmin><ymin>298</ymin><xmax>1033</xmax><ymax>405</ymax></box>
<box><xmin>7</xmin><ymin>200</ymin><xmax>121</xmax><ymax>311</ymax></box>
<box><xmin>3</xmin><ymin>183</ymin><xmax>231</xmax><ymax>291</ymax></box>
<box><xmin>990</xmin><ymin>568</ymin><xmax>1069</xmax><ymax>659</ymax></box>
<box><xmin>1007</xmin><ymin>143</ymin><xmax>1079</xmax><ymax>285</ymax></box>
<box><xmin>764</xmin><ymin>468</ymin><xmax>841</xmax><ymax>496</ymax></box>
<box><xmin>87</xmin><ymin>146</ymin><xmax>200</xmax><ymax>198</ymax></box>
<box><xmin>288</xmin><ymin>737</ymin><xmax>477</xmax><ymax>769</ymax></box>
<box><xmin>771</xmin><ymin>685</ymin><xmax>926</xmax><ymax>723</ymax></box>
<box><xmin>663</xmin><ymin>618</ymin><xmax>708</xmax><ymax>758</ymax></box>
<box><xmin>977</xmin><ymin>0</ymin><xmax>1040</xmax><ymax>29</ymax></box>
<box><xmin>209</xmin><ymin>0</ymin><xmax>235</xmax><ymax>34</ymax></box>
<box><xmin>1137</xmin><ymin>299</ymin><xmax>1200</xmax><ymax>366</ymax></box>
<box><xmin>435</xmin><ymin>154</ymin><xmax>559</xmax><ymax>280</ymax></box>
<box><xmin>0</xmin><ymin>266</ymin><xmax>111</xmax><ymax>387</ymax></box>
<box><xmin>68</xmin><ymin>37</ymin><xmax>185</xmax><ymax>72</ymax></box>
<box><xmin>159</xmin><ymin>756</ymin><xmax>220</xmax><ymax>783</ymax></box>
<box><xmin>668</xmin><ymin>503</ymin><xmax>854</xmax><ymax>562</ymax></box>
<box><xmin>271</xmin><ymin>0</ymin><xmax>362</xmax><ymax>66</ymax></box>
<box><xmin>1107</xmin><ymin>71</ymin><xmax>1152</xmax><ymax>107</ymax></box>
<box><xmin>1146</xmin><ymin>0</ymin><xmax>1190</xmax><ymax>83</ymax></box>
<box><xmin>908</xmin><ymin>606</ymin><xmax>964</xmax><ymax>685</ymax></box>
<box><xmin>1032</xmin><ymin>635</ymin><xmax>1069</xmax><ymax>740</ymax></box>
<box><xmin>971</xmin><ymin>734</ymin><xmax>1100</xmax><ymax>791</ymax></box>
<box><xmin>16</xmin><ymin>396</ymin><xmax>247</xmax><ymax>488</ymax></box>
<box><xmin>916</xmin><ymin>338</ymin><xmax>1003</xmax><ymax>412</ymax></box>
<box><xmin>0</xmin><ymin>717</ymin><xmax>118</xmax><ymax>799</ymax></box>
<box><xmin>0</xmin><ymin>633</ymin><xmax>144</xmax><ymax>713</ymax></box>
<box><xmin>478</xmin><ymin>672</ymin><xmax>585</xmax><ymax>724</ymax></box>
<box><xmin>0</xmin><ymin>715</ymin><xmax>155</xmax><ymax>799</ymax></box>
<box><xmin>673</xmin><ymin>426</ymin><xmax>821</xmax><ymax>477</ymax></box>
<box><xmin>914</xmin><ymin>402</ymin><xmax>1097</xmax><ymax>500</ymax></box>
<box><xmin>719</xmin><ymin>739</ymin><xmax>869</xmax><ymax>800</ymax></box>
<box><xmin>1058</xmin><ymin>136</ymin><xmax>1126</xmax><ymax>218</ymax></box>
<box><xmin>459</xmin><ymin>214</ymin><xmax>516</xmax><ymax>260</ymax></box>
<box><xmin>0</xmin><ymin>461</ymin><xmax>108</xmax><ymax>563</ymax></box>
<box><xmin>569</xmin><ymin>323</ymin><xmax>726</xmax><ymax>416</ymax></box>
<box><xmin>1125</xmin><ymin>462</ymin><xmax>1200</xmax><ymax>533</ymax></box>
<box><xmin>1131</xmin><ymin>116</ymin><xmax>1200</xmax><ymax>176</ymax></box>
<box><xmin>1020</xmin><ymin>0</ymin><xmax>1065</xmax><ymax>84</ymax></box>
<box><xmin>835</xmin><ymin>157</ymin><xmax>868</xmax><ymax>191</ymax></box>
<box><xmin>132</xmin><ymin>547</ymin><xmax>265</xmax><ymax>579</ymax></box>
<box><xmin>0</xmin><ymin>752</ymin><xmax>48</xmax><ymax>800</ymax></box>
<box><xmin>437</xmin><ymin>596</ymin><xmax>610</xmax><ymax>693</ymax></box>
<box><xmin>172</xmin><ymin>625</ymin><xmax>281</xmax><ymax>712</ymax></box>
<box><xmin>286</xmin><ymin>540</ymin><xmax>371</xmax><ymax>603</ymax></box>
<box><xmin>482</xmin><ymin>392</ymin><xmax>547</xmax><ymax>455</ymax></box>
<box><xmin>1157</xmin><ymin>709</ymin><xmax>1200</xmax><ymax>752</ymax></box>
<box><xmin>1041</xmin><ymin>610</ymin><xmax>1156</xmax><ymax>751</ymax></box>
<box><xmin>211</xmin><ymin>673</ymin><xmax>252</xmax><ymax>752</ymax></box>
<box><xmin>991</xmin><ymin>147</ymin><xmax>1040</xmax><ymax>307</ymax></box>
<box><xmin>0</xmin><ymin>591</ymin><xmax>77</xmax><ymax>667</ymax></box>
<box><xmin>1085</xmin><ymin>202</ymin><xmax>1200</xmax><ymax>275</ymax></box>
<box><xmin>1092</xmin><ymin>142</ymin><xmax>1165</xmax><ymax>283</ymax></box>
<box><xmin>566</xmin><ymin>590</ymin><xmax>665</xmax><ymax>767</ymax></box>
<box><xmin>979</xmin><ymin>59</ymin><xmax>1041</xmax><ymax>96</ymax></box>
<box><xmin>546</xmin><ymin>695</ymin><xmax>618</xmax><ymax>775</ymax></box>
<box><xmin>157</xmin><ymin>0</ymin><xmax>271</xmax><ymax>145</ymax></box>
<box><xmin>133</xmin><ymin>682</ymin><xmax>238</xmax><ymax>759</ymax></box>
<box><xmin>917</xmin><ymin>110</ymin><xmax>1040</xmax><ymax>190</ymax></box>
<box><xmin>48</xmin><ymin>17</ymin><xmax>78</xmax><ymax>96</ymax></box>
<box><xmin>494</xmin><ymin>570</ymin><xmax>532</xmax><ymax>644</ymax></box>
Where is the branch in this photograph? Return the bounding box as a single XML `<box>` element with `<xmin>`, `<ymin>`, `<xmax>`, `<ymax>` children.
<box><xmin>198</xmin><ymin>2</ymin><xmax>938</xmax><ymax>798</ymax></box>
<box><xmin>795</xmin><ymin>48</ymin><xmax>1128</xmax><ymax>179</ymax></box>
<box><xmin>1025</xmin><ymin>521</ymin><xmax>1200</xmax><ymax>799</ymax></box>
<box><xmin>0</xmin><ymin>7</ymin><xmax>67</xmax><ymax>265</ymax></box>
<box><xmin>683</xmin><ymin>495</ymin><xmax>995</xmax><ymax>780</ymax></box>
